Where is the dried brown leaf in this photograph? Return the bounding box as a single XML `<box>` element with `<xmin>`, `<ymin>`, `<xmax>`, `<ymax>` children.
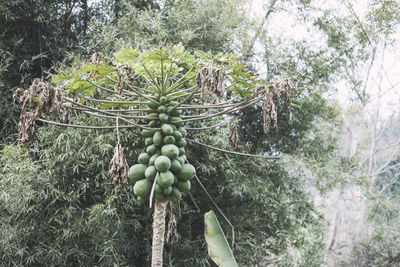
<box><xmin>109</xmin><ymin>143</ymin><xmax>129</xmax><ymax>192</ymax></box>
<box><xmin>229</xmin><ymin>124</ymin><xmax>240</xmax><ymax>151</ymax></box>
<box><xmin>197</xmin><ymin>66</ymin><xmax>224</xmax><ymax>97</ymax></box>
<box><xmin>18</xmin><ymin>112</ymin><xmax>37</xmax><ymax>143</ymax></box>
<box><xmin>167</xmin><ymin>213</ymin><xmax>179</xmax><ymax>244</ymax></box>
<box><xmin>263</xmin><ymin>92</ymin><xmax>277</xmax><ymax>134</ymax></box>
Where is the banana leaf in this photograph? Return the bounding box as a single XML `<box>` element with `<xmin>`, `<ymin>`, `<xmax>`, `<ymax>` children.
<box><xmin>204</xmin><ymin>210</ymin><xmax>238</xmax><ymax>267</ymax></box>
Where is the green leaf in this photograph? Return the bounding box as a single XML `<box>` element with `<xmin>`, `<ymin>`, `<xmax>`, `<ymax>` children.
<box><xmin>204</xmin><ymin>210</ymin><xmax>238</xmax><ymax>267</ymax></box>
<box><xmin>78</xmin><ymin>63</ymin><xmax>115</xmax><ymax>78</ymax></box>
<box><xmin>68</xmin><ymin>79</ymin><xmax>96</xmax><ymax>96</ymax></box>
<box><xmin>146</xmin><ymin>48</ymin><xmax>171</xmax><ymax>62</ymax></box>
<box><xmin>51</xmin><ymin>73</ymin><xmax>75</xmax><ymax>84</ymax></box>
<box><xmin>114</xmin><ymin>48</ymin><xmax>140</xmax><ymax>63</ymax></box>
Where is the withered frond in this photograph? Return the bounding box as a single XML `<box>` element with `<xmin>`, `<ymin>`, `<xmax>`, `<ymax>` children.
<box><xmin>116</xmin><ymin>70</ymin><xmax>127</xmax><ymax>95</ymax></box>
<box><xmin>196</xmin><ymin>66</ymin><xmax>224</xmax><ymax>97</ymax></box>
<box><xmin>261</xmin><ymin>78</ymin><xmax>296</xmax><ymax>133</ymax></box>
<box><xmin>109</xmin><ymin>143</ymin><xmax>129</xmax><ymax>192</ymax></box>
<box><xmin>14</xmin><ymin>78</ymin><xmax>64</xmax><ymax>119</ymax></box>
<box><xmin>263</xmin><ymin>92</ymin><xmax>277</xmax><ymax>134</ymax></box>
<box><xmin>91</xmin><ymin>52</ymin><xmax>103</xmax><ymax>65</ymax></box>
<box><xmin>18</xmin><ymin>112</ymin><xmax>37</xmax><ymax>143</ymax></box>
<box><xmin>62</xmin><ymin>102</ymin><xmax>73</xmax><ymax>123</ymax></box>
<box><xmin>167</xmin><ymin>213</ymin><xmax>179</xmax><ymax>245</ymax></box>
<box><xmin>229</xmin><ymin>123</ymin><xmax>240</xmax><ymax>151</ymax></box>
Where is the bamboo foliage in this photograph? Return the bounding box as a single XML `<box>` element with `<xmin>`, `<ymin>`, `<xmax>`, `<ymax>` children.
<box><xmin>14</xmin><ymin>44</ymin><xmax>296</xmax><ymax>266</ymax></box>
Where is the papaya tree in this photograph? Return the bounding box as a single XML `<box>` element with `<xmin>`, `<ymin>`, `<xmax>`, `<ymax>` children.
<box><xmin>14</xmin><ymin>44</ymin><xmax>295</xmax><ymax>266</ymax></box>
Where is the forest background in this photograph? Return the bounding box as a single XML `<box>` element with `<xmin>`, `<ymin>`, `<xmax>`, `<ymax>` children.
<box><xmin>1</xmin><ymin>0</ymin><xmax>400</xmax><ymax>266</ymax></box>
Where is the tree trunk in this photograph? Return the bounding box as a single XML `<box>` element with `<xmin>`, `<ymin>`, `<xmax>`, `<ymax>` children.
<box><xmin>152</xmin><ymin>199</ymin><xmax>167</xmax><ymax>267</ymax></box>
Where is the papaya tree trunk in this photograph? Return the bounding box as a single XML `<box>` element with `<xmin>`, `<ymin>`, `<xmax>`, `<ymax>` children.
<box><xmin>152</xmin><ymin>199</ymin><xmax>167</xmax><ymax>267</ymax></box>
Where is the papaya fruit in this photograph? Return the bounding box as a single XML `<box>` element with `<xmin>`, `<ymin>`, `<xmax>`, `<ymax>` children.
<box><xmin>173</xmin><ymin>131</ymin><xmax>182</xmax><ymax>141</ymax></box>
<box><xmin>159</xmin><ymin>96</ymin><xmax>167</xmax><ymax>104</ymax></box>
<box><xmin>153</xmin><ymin>131</ymin><xmax>163</xmax><ymax>146</ymax></box>
<box><xmin>170</xmin><ymin>159</ymin><xmax>181</xmax><ymax>172</ymax></box>
<box><xmin>176</xmin><ymin>156</ymin><xmax>185</xmax><ymax>165</ymax></box>
<box><xmin>163</xmin><ymin>185</ymin><xmax>172</xmax><ymax>195</ymax></box>
<box><xmin>157</xmin><ymin>170</ymin><xmax>174</xmax><ymax>187</ymax></box>
<box><xmin>141</xmin><ymin>129</ymin><xmax>155</xmax><ymax>137</ymax></box>
<box><xmin>170</xmin><ymin>117</ymin><xmax>184</xmax><ymax>127</ymax></box>
<box><xmin>149</xmin><ymin>153</ymin><xmax>159</xmax><ymax>165</ymax></box>
<box><xmin>149</xmin><ymin>120</ymin><xmax>159</xmax><ymax>128</ymax></box>
<box><xmin>145</xmin><ymin>137</ymin><xmax>153</xmax><ymax>146</ymax></box>
<box><xmin>161</xmin><ymin>124</ymin><xmax>174</xmax><ymax>135</ymax></box>
<box><xmin>147</xmin><ymin>101</ymin><xmax>159</xmax><ymax>110</ymax></box>
<box><xmin>177</xmin><ymin>127</ymin><xmax>187</xmax><ymax>137</ymax></box>
<box><xmin>163</xmin><ymin>136</ymin><xmax>175</xmax><ymax>144</ymax></box>
<box><xmin>176</xmin><ymin>138</ymin><xmax>187</xmax><ymax>147</ymax></box>
<box><xmin>146</xmin><ymin>144</ymin><xmax>157</xmax><ymax>155</ymax></box>
<box><xmin>171</xmin><ymin>186</ymin><xmax>182</xmax><ymax>200</ymax></box>
<box><xmin>177</xmin><ymin>164</ymin><xmax>196</xmax><ymax>180</ymax></box>
<box><xmin>128</xmin><ymin>164</ymin><xmax>147</xmax><ymax>182</ymax></box>
<box><xmin>138</xmin><ymin>153</ymin><xmax>150</xmax><ymax>164</ymax></box>
<box><xmin>134</xmin><ymin>179</ymin><xmax>152</xmax><ymax>197</ymax></box>
<box><xmin>161</xmin><ymin>144</ymin><xmax>179</xmax><ymax>159</ymax></box>
<box><xmin>178</xmin><ymin>147</ymin><xmax>185</xmax><ymax>156</ymax></box>
<box><xmin>159</xmin><ymin>113</ymin><xmax>169</xmax><ymax>123</ymax></box>
<box><xmin>154</xmin><ymin>155</ymin><xmax>171</xmax><ymax>172</ymax></box>
<box><xmin>145</xmin><ymin>165</ymin><xmax>157</xmax><ymax>181</ymax></box>
<box><xmin>177</xmin><ymin>180</ymin><xmax>191</xmax><ymax>192</ymax></box>
<box><xmin>157</xmin><ymin>105</ymin><xmax>166</xmax><ymax>113</ymax></box>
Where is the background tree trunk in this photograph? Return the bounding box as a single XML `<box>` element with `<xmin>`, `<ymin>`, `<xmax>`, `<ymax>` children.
<box><xmin>152</xmin><ymin>199</ymin><xmax>167</xmax><ymax>267</ymax></box>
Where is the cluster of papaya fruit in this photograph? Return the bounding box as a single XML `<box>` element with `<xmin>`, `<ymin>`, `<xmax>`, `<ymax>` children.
<box><xmin>128</xmin><ymin>96</ymin><xmax>196</xmax><ymax>201</ymax></box>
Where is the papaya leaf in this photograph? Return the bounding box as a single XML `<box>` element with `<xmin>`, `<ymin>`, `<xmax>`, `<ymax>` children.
<box><xmin>68</xmin><ymin>79</ymin><xmax>96</xmax><ymax>96</ymax></box>
<box><xmin>114</xmin><ymin>48</ymin><xmax>140</xmax><ymax>63</ymax></box>
<box><xmin>78</xmin><ymin>63</ymin><xmax>115</xmax><ymax>78</ymax></box>
<box><xmin>204</xmin><ymin>210</ymin><xmax>238</xmax><ymax>267</ymax></box>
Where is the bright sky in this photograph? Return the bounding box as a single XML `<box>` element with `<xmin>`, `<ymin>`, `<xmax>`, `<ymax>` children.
<box><xmin>249</xmin><ymin>0</ymin><xmax>400</xmax><ymax>119</ymax></box>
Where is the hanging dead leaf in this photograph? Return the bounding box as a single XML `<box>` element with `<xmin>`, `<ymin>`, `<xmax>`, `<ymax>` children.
<box><xmin>109</xmin><ymin>143</ymin><xmax>129</xmax><ymax>192</ymax></box>
<box><xmin>263</xmin><ymin>92</ymin><xmax>277</xmax><ymax>134</ymax></box>
<box><xmin>62</xmin><ymin>102</ymin><xmax>73</xmax><ymax>123</ymax></box>
<box><xmin>116</xmin><ymin>70</ymin><xmax>127</xmax><ymax>95</ymax></box>
<box><xmin>18</xmin><ymin>112</ymin><xmax>37</xmax><ymax>143</ymax></box>
<box><xmin>197</xmin><ymin>66</ymin><xmax>224</xmax><ymax>97</ymax></box>
<box><xmin>167</xmin><ymin>213</ymin><xmax>179</xmax><ymax>244</ymax></box>
<box><xmin>91</xmin><ymin>52</ymin><xmax>103</xmax><ymax>65</ymax></box>
<box><xmin>229</xmin><ymin>123</ymin><xmax>240</xmax><ymax>151</ymax></box>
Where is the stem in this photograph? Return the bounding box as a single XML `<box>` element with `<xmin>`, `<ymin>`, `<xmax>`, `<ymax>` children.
<box><xmin>186</xmin><ymin>138</ymin><xmax>280</xmax><ymax>159</ymax></box>
<box><xmin>142</xmin><ymin>64</ymin><xmax>161</xmax><ymax>93</ymax></box>
<box><xmin>194</xmin><ymin>175</ymin><xmax>235</xmax><ymax>247</ymax></box>
<box><xmin>106</xmin><ymin>75</ymin><xmax>160</xmax><ymax>103</ymax></box>
<box><xmin>36</xmin><ymin>118</ymin><xmax>135</xmax><ymax>129</ymax></box>
<box><xmin>152</xmin><ymin>199</ymin><xmax>167</xmax><ymax>267</ymax></box>
<box><xmin>185</xmin><ymin>117</ymin><xmax>233</xmax><ymax>131</ymax></box>
<box><xmin>82</xmin><ymin>96</ymin><xmax>144</xmax><ymax>105</ymax></box>
<box><xmin>165</xmin><ymin>69</ymin><xmax>195</xmax><ymax>94</ymax></box>
<box><xmin>180</xmin><ymin>95</ymin><xmax>263</xmax><ymax>123</ymax></box>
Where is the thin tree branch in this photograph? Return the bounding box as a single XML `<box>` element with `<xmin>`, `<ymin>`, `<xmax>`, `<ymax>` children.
<box><xmin>187</xmin><ymin>138</ymin><xmax>280</xmax><ymax>159</ymax></box>
<box><xmin>185</xmin><ymin>117</ymin><xmax>233</xmax><ymax>131</ymax></box>
<box><xmin>193</xmin><ymin>174</ymin><xmax>235</xmax><ymax>247</ymax></box>
<box><xmin>36</xmin><ymin>118</ymin><xmax>135</xmax><ymax>129</ymax></box>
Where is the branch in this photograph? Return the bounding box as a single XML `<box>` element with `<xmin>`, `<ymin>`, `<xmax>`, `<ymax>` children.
<box><xmin>180</xmin><ymin>94</ymin><xmax>263</xmax><ymax>123</ymax></box>
<box><xmin>64</xmin><ymin>98</ymin><xmax>157</xmax><ymax>130</ymax></box>
<box><xmin>165</xmin><ymin>67</ymin><xmax>195</xmax><ymax>94</ymax></box>
<box><xmin>186</xmin><ymin>138</ymin><xmax>280</xmax><ymax>159</ymax></box>
<box><xmin>193</xmin><ymin>174</ymin><xmax>235</xmax><ymax>247</ymax></box>
<box><xmin>36</xmin><ymin>118</ymin><xmax>135</xmax><ymax>129</ymax></box>
<box><xmin>82</xmin><ymin>96</ymin><xmax>144</xmax><ymax>105</ymax></box>
<box><xmin>185</xmin><ymin>117</ymin><xmax>233</xmax><ymax>131</ymax></box>
<box><xmin>106</xmin><ymin>75</ymin><xmax>159</xmax><ymax>103</ymax></box>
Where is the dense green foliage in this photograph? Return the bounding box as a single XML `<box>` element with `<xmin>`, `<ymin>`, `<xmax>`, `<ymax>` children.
<box><xmin>1</xmin><ymin>0</ymin><xmax>399</xmax><ymax>266</ymax></box>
